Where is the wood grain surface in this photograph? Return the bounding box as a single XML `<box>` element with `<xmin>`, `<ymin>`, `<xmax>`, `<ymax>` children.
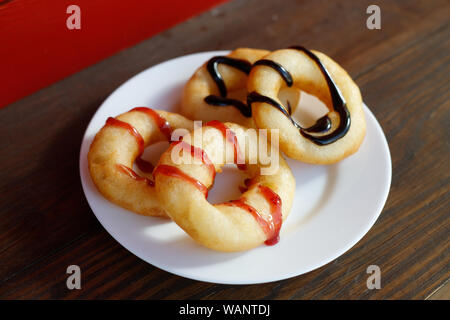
<box><xmin>0</xmin><ymin>0</ymin><xmax>448</xmax><ymax>299</ymax></box>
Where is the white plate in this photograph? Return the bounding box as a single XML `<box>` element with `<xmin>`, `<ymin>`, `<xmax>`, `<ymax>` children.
<box><xmin>79</xmin><ymin>51</ymin><xmax>391</xmax><ymax>284</ymax></box>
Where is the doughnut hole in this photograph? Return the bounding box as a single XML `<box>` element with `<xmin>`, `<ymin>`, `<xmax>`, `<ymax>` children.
<box><xmin>207</xmin><ymin>164</ymin><xmax>248</xmax><ymax>204</ymax></box>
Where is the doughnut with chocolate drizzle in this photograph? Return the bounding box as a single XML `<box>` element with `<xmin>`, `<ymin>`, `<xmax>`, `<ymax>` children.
<box><xmin>181</xmin><ymin>48</ymin><xmax>270</xmax><ymax>127</ymax></box>
<box><xmin>247</xmin><ymin>47</ymin><xmax>366</xmax><ymax>164</ymax></box>
<box><xmin>204</xmin><ymin>56</ymin><xmax>253</xmax><ymax>117</ymax></box>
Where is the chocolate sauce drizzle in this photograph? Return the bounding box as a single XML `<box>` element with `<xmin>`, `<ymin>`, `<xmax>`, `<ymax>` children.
<box><xmin>204</xmin><ymin>95</ymin><xmax>251</xmax><ymax>117</ymax></box>
<box><xmin>247</xmin><ymin>92</ymin><xmax>330</xmax><ymax>133</ymax></box>
<box><xmin>204</xmin><ymin>56</ymin><xmax>253</xmax><ymax>117</ymax></box>
<box><xmin>248</xmin><ymin>46</ymin><xmax>350</xmax><ymax>145</ymax></box>
<box><xmin>253</xmin><ymin>59</ymin><xmax>293</xmax><ymax>87</ymax></box>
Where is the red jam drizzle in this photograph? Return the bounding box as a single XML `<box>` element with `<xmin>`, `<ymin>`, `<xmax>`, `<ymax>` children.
<box><xmin>258</xmin><ymin>185</ymin><xmax>282</xmax><ymax>245</ymax></box>
<box><xmin>132</xmin><ymin>107</ymin><xmax>173</xmax><ymax>173</ymax></box>
<box><xmin>224</xmin><ymin>199</ymin><xmax>272</xmax><ymax>234</ymax></box>
<box><xmin>153</xmin><ymin>164</ymin><xmax>208</xmax><ymax>197</ymax></box>
<box><xmin>106</xmin><ymin>117</ymin><xmax>144</xmax><ymax>154</ymax></box>
<box><xmin>135</xmin><ymin>157</ymin><xmax>155</xmax><ymax>174</ymax></box>
<box><xmin>172</xmin><ymin>141</ymin><xmax>216</xmax><ymax>180</ymax></box>
<box><xmin>152</xmin><ymin>140</ymin><xmax>216</xmax><ymax>197</ymax></box>
<box><xmin>116</xmin><ymin>164</ymin><xmax>154</xmax><ymax>186</ymax></box>
<box><xmin>224</xmin><ymin>184</ymin><xmax>282</xmax><ymax>246</ymax></box>
<box><xmin>106</xmin><ymin>108</ymin><xmax>174</xmax><ymax>180</ymax></box>
<box><xmin>205</xmin><ymin>120</ymin><xmax>246</xmax><ymax>170</ymax></box>
<box><xmin>131</xmin><ymin>107</ymin><xmax>173</xmax><ymax>140</ymax></box>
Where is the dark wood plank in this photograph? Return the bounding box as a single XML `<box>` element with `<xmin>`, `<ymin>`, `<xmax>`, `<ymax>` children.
<box><xmin>0</xmin><ymin>0</ymin><xmax>448</xmax><ymax>299</ymax></box>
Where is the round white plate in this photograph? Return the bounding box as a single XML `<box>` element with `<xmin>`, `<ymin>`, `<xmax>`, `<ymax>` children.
<box><xmin>79</xmin><ymin>51</ymin><xmax>391</xmax><ymax>284</ymax></box>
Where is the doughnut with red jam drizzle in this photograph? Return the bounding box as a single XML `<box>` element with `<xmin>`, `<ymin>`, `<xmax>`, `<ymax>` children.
<box><xmin>88</xmin><ymin>107</ymin><xmax>194</xmax><ymax>217</ymax></box>
<box><xmin>154</xmin><ymin>120</ymin><xmax>295</xmax><ymax>251</ymax></box>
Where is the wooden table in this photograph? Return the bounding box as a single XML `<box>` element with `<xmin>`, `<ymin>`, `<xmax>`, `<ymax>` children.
<box><xmin>0</xmin><ymin>0</ymin><xmax>448</xmax><ymax>299</ymax></box>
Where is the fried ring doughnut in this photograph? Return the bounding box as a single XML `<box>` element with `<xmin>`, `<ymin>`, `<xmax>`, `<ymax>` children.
<box><xmin>181</xmin><ymin>48</ymin><xmax>271</xmax><ymax>127</ymax></box>
<box><xmin>247</xmin><ymin>46</ymin><xmax>366</xmax><ymax>164</ymax></box>
<box><xmin>154</xmin><ymin>121</ymin><xmax>295</xmax><ymax>251</ymax></box>
<box><xmin>88</xmin><ymin>107</ymin><xmax>194</xmax><ymax>217</ymax></box>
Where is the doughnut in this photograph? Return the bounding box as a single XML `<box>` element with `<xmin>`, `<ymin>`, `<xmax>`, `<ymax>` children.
<box><xmin>247</xmin><ymin>46</ymin><xmax>366</xmax><ymax>164</ymax></box>
<box><xmin>88</xmin><ymin>107</ymin><xmax>194</xmax><ymax>217</ymax></box>
<box><xmin>181</xmin><ymin>48</ymin><xmax>273</xmax><ymax>127</ymax></box>
<box><xmin>154</xmin><ymin>120</ymin><xmax>295</xmax><ymax>251</ymax></box>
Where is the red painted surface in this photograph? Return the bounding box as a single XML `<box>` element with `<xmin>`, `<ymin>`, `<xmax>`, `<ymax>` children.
<box><xmin>0</xmin><ymin>0</ymin><xmax>227</xmax><ymax>108</ymax></box>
